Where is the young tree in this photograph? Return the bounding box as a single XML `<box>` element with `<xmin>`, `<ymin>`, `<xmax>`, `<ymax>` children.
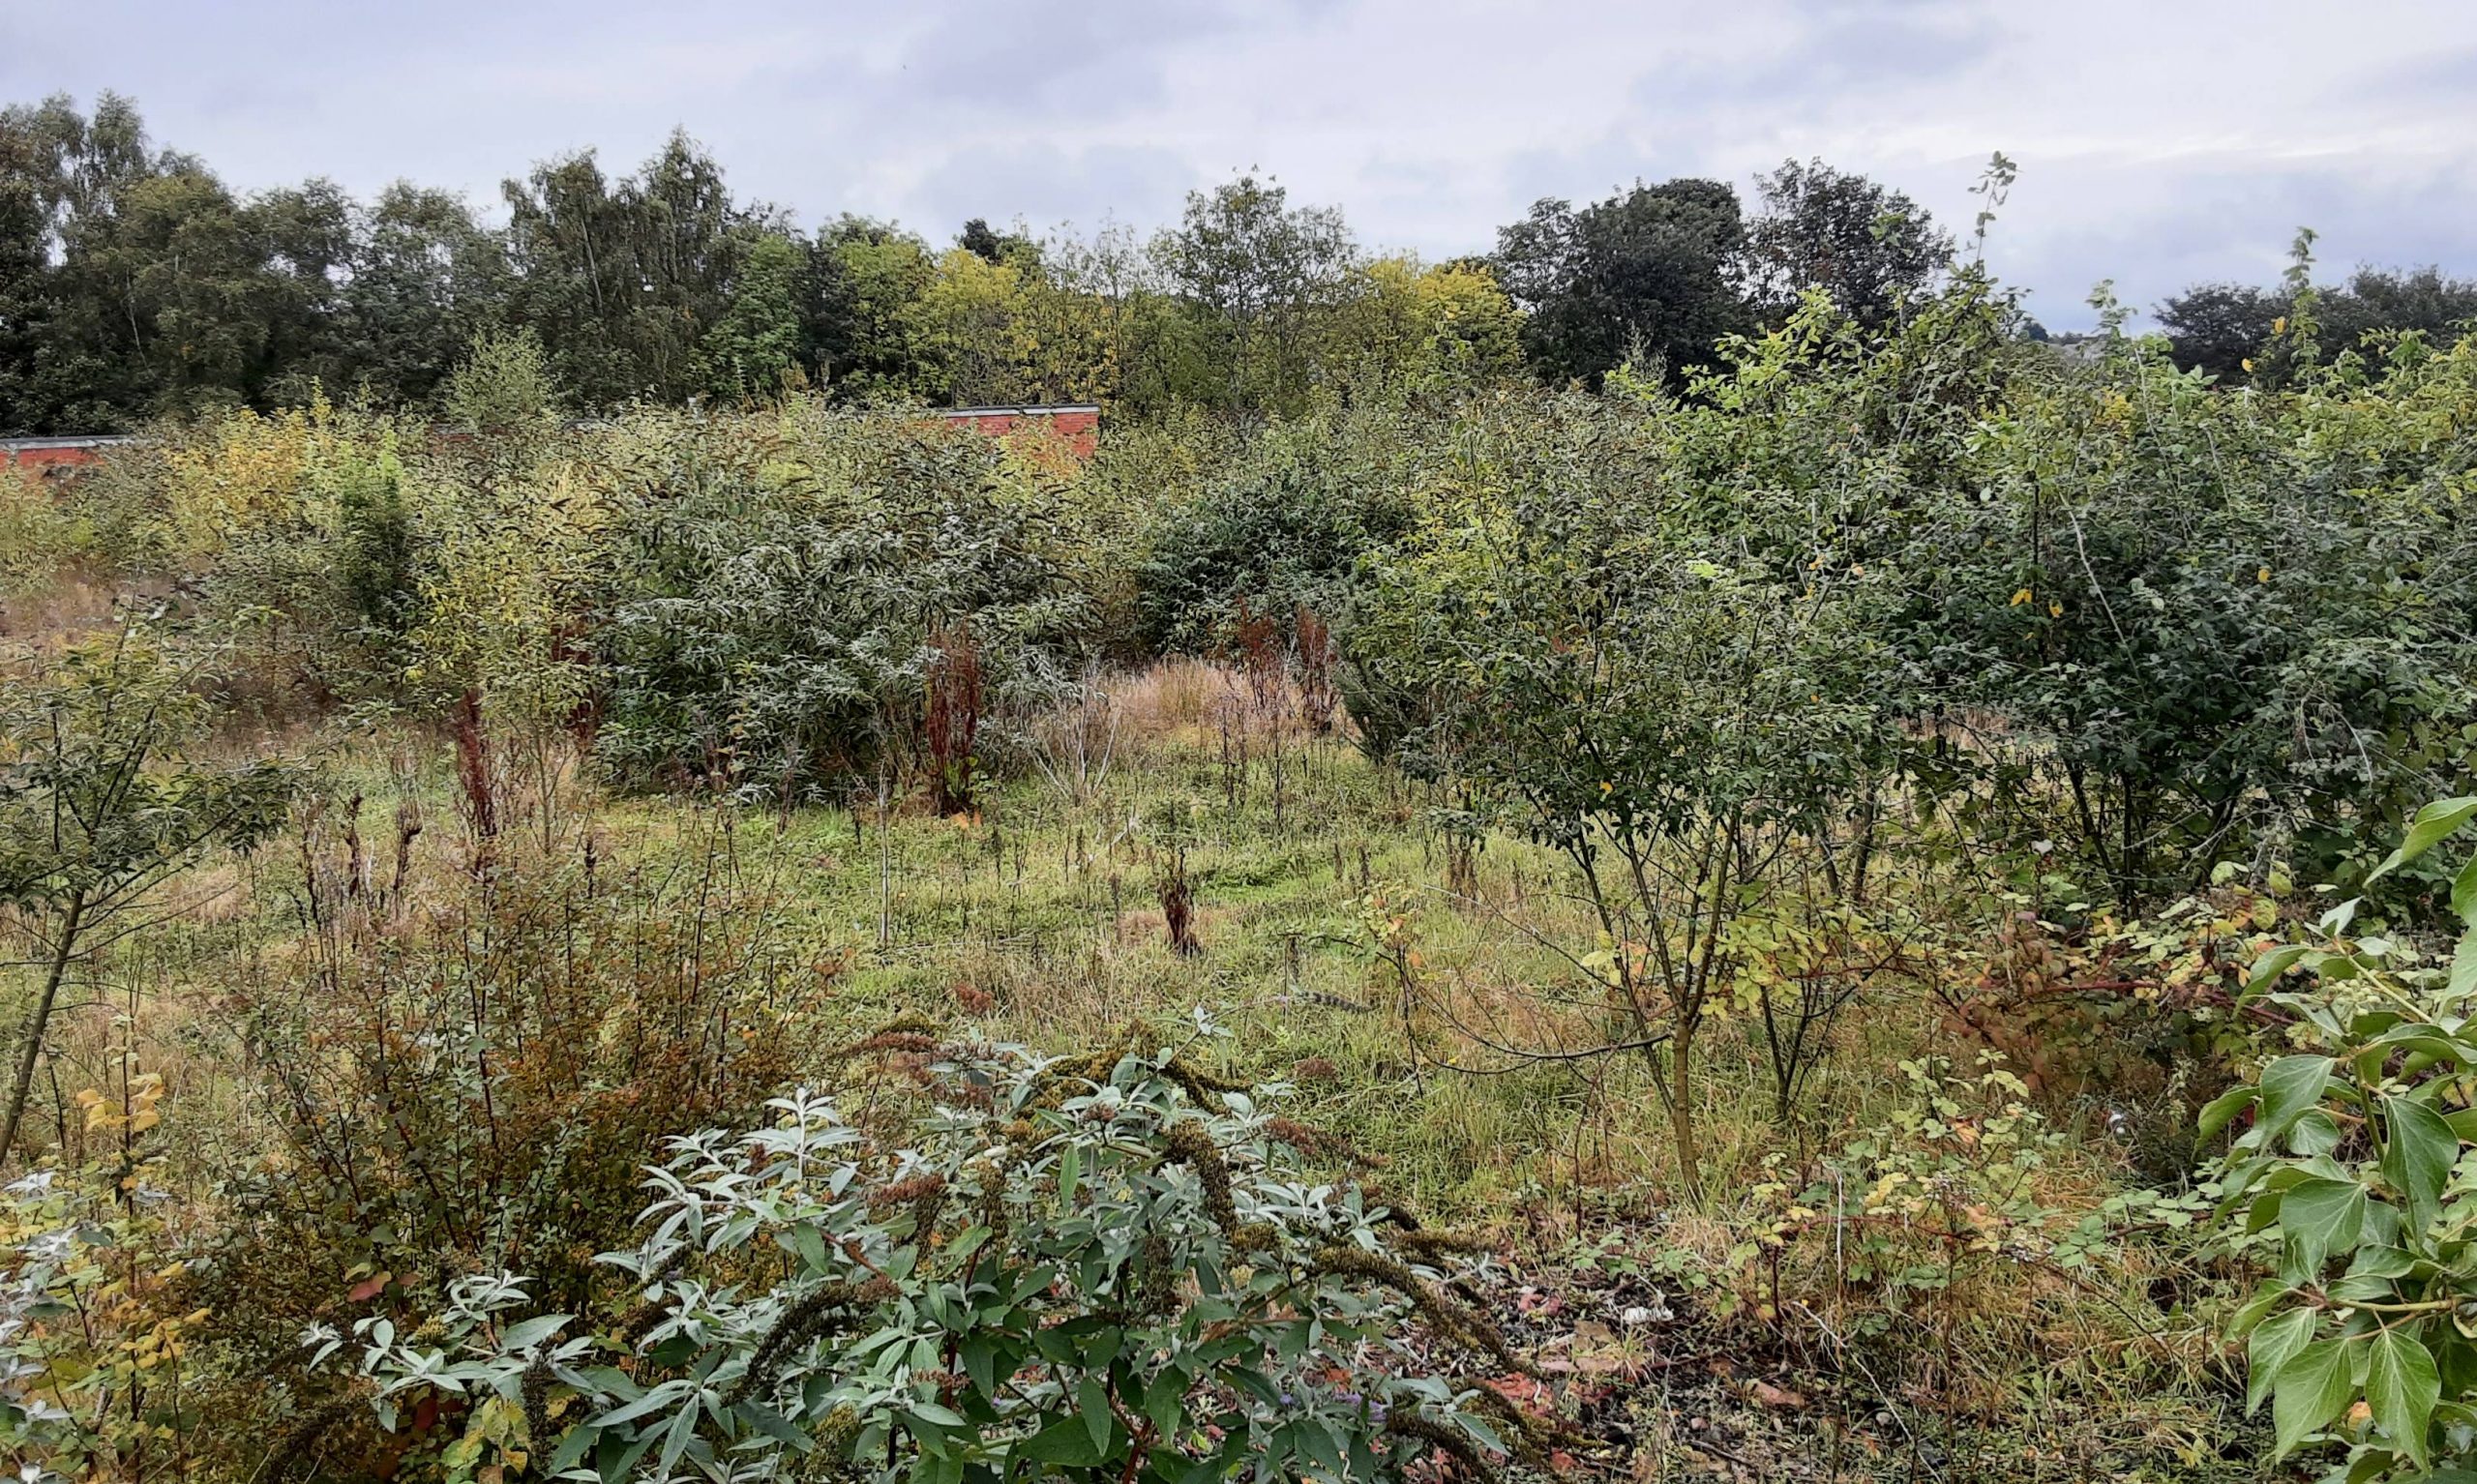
<box><xmin>1358</xmin><ymin>398</ymin><xmax>1873</xmax><ymax>1192</ymax></box>
<box><xmin>0</xmin><ymin>628</ymin><xmax>291</xmax><ymax>1164</ymax></box>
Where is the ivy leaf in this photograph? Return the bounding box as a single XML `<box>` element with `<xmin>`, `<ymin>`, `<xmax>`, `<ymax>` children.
<box><xmin>2367</xmin><ymin>1328</ymin><xmax>2440</xmax><ymax>1469</ymax></box>
<box><xmin>2196</xmin><ymin>1083</ymin><xmax>2258</xmax><ymax>1142</ymax></box>
<box><xmin>2279</xmin><ymin>1177</ymin><xmax>2367</xmax><ymax>1277</ymax></box>
<box><xmin>2271</xmin><ymin>1337</ymin><xmax>2354</xmax><ymax>1459</ymax></box>
<box><xmin>2254</xmin><ymin>1056</ymin><xmax>2334</xmax><ymax>1146</ymax></box>
<box><xmin>2247</xmin><ymin>1307</ymin><xmax>2313</xmax><ymax>1413</ymax></box>
<box><xmin>2380</xmin><ymin>1094</ymin><xmax>2461</xmax><ymax>1232</ymax></box>
<box><xmin>2367</xmin><ymin>797</ymin><xmax>2477</xmax><ymax>883</ymax></box>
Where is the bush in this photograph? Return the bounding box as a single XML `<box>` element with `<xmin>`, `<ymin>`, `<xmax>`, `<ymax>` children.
<box><xmin>586</xmin><ymin>410</ymin><xmax>1088</xmax><ymax>801</ymax></box>
<box><xmin>315</xmin><ymin>1030</ymin><xmax>1556</xmax><ymax>1484</ymax></box>
<box><xmin>1135</xmin><ymin>407</ymin><xmax>1413</xmax><ymax>654</ymax></box>
<box><xmin>2205</xmin><ymin>797</ymin><xmax>2477</xmax><ymax>1477</ymax></box>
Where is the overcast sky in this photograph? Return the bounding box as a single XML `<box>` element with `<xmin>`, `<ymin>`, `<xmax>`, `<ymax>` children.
<box><xmin>7</xmin><ymin>0</ymin><xmax>2475</xmax><ymax>330</ymax></box>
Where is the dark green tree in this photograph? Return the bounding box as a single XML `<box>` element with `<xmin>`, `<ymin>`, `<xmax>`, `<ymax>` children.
<box><xmin>1494</xmin><ymin>179</ymin><xmax>1749</xmax><ymax>389</ymax></box>
<box><xmin>2156</xmin><ymin>282</ymin><xmax>2282</xmax><ymax>382</ymax></box>
<box><xmin>335</xmin><ymin>184</ymin><xmax>514</xmax><ymax>407</ymax></box>
<box><xmin>1744</xmin><ymin>158</ymin><xmax>1950</xmax><ymax>329</ymax></box>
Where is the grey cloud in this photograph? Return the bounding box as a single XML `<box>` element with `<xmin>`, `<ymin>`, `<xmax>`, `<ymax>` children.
<box><xmin>900</xmin><ymin>141</ymin><xmax>1200</xmax><ymax>246</ymax></box>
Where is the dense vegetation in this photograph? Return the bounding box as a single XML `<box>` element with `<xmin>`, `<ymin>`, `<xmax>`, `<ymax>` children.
<box><xmin>8</xmin><ymin>92</ymin><xmax>2477</xmax><ymax>1484</ymax></box>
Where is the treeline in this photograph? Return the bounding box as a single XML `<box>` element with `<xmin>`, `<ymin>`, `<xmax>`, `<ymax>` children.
<box><xmin>2157</xmin><ymin>255</ymin><xmax>2477</xmax><ymax>385</ymax></box>
<box><xmin>8</xmin><ymin>93</ymin><xmax>2472</xmax><ymax>438</ymax></box>
<box><xmin>1</xmin><ymin>92</ymin><xmax>1968</xmax><ymax>433</ymax></box>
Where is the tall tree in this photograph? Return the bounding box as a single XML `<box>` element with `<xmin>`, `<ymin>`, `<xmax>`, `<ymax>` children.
<box><xmin>335</xmin><ymin>184</ymin><xmax>514</xmax><ymax>406</ymax></box>
<box><xmin>696</xmin><ymin>230</ymin><xmax>806</xmax><ymax>401</ymax></box>
<box><xmin>0</xmin><ymin>92</ymin><xmax>185</xmax><ymax>428</ymax></box>
<box><xmin>1743</xmin><ymin>159</ymin><xmax>1950</xmax><ymax>329</ymax></box>
<box><xmin>814</xmin><ymin>216</ymin><xmax>935</xmax><ymax>401</ymax></box>
<box><xmin>1153</xmin><ymin>174</ymin><xmax>1358</xmax><ymax>416</ymax></box>
<box><xmin>249</xmin><ymin>178</ymin><xmax>357</xmax><ymax>403</ymax></box>
<box><xmin>500</xmin><ymin>132</ymin><xmax>762</xmax><ymax>406</ymax></box>
<box><xmin>1495</xmin><ymin>179</ymin><xmax>1748</xmax><ymax>389</ymax></box>
<box><xmin>2158</xmin><ymin>267</ymin><xmax>2477</xmax><ymax>385</ymax></box>
<box><xmin>2156</xmin><ymin>282</ymin><xmax>2281</xmax><ymax>383</ymax></box>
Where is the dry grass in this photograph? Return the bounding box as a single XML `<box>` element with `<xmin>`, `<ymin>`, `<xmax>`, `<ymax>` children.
<box><xmin>1106</xmin><ymin>656</ymin><xmax>1226</xmax><ymax>740</ymax></box>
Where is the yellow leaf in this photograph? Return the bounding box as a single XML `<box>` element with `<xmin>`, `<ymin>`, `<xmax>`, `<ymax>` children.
<box><xmin>2048</xmin><ymin>602</ymin><xmax>2064</xmax><ymax>617</ymax></box>
<box><xmin>2256</xmin><ymin>566</ymin><xmax>2270</xmax><ymax>583</ymax></box>
<box><xmin>2010</xmin><ymin>588</ymin><xmax>2033</xmax><ymax>607</ymax></box>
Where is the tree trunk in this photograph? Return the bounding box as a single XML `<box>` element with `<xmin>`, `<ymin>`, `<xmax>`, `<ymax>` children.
<box><xmin>2</xmin><ymin>893</ymin><xmax>85</xmax><ymax>1167</ymax></box>
<box><xmin>1669</xmin><ymin>1022</ymin><xmax>1701</xmax><ymax>1198</ymax></box>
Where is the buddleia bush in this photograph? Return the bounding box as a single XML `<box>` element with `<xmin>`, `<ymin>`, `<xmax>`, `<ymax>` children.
<box><xmin>313</xmin><ymin>1029</ymin><xmax>1557</xmax><ymax>1484</ymax></box>
<box><xmin>584</xmin><ymin>410</ymin><xmax>1088</xmax><ymax>801</ymax></box>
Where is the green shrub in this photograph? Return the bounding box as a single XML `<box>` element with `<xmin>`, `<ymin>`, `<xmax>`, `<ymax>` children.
<box><xmin>586</xmin><ymin>412</ymin><xmax>1088</xmax><ymax>800</ymax></box>
<box><xmin>314</xmin><ymin>1031</ymin><xmax>1552</xmax><ymax>1484</ymax></box>
<box><xmin>1135</xmin><ymin>407</ymin><xmax>1413</xmax><ymax>654</ymax></box>
<box><xmin>2205</xmin><ymin>797</ymin><xmax>2477</xmax><ymax>1475</ymax></box>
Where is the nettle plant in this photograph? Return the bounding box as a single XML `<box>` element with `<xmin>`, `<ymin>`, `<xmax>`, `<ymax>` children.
<box><xmin>2205</xmin><ymin>798</ymin><xmax>2477</xmax><ymax>1475</ymax></box>
<box><xmin>313</xmin><ymin>1027</ymin><xmax>1556</xmax><ymax>1484</ymax></box>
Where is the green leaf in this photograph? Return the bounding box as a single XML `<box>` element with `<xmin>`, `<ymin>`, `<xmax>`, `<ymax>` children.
<box><xmin>2381</xmin><ymin>1094</ymin><xmax>2462</xmax><ymax>1231</ymax></box>
<box><xmin>1293</xmin><ymin>1417</ymin><xmax>1346</xmax><ymax>1478</ymax></box>
<box><xmin>2247</xmin><ymin>1307</ymin><xmax>2314</xmax><ymax>1413</ymax></box>
<box><xmin>1059</xmin><ymin>1143</ymin><xmax>1081</xmax><ymax>1205</ymax></box>
<box><xmin>2452</xmin><ymin>929</ymin><xmax>2477</xmax><ymax>1001</ymax></box>
<box><xmin>791</xmin><ymin>1222</ymin><xmax>830</xmax><ymax>1274</ymax></box>
<box><xmin>2248</xmin><ymin>944</ymin><xmax>2313</xmax><ymax>995</ymax></box>
<box><xmin>2271</xmin><ymin>1337</ymin><xmax>2354</xmax><ymax>1459</ymax></box>
<box><xmin>1078</xmin><ymin>1374</ymin><xmax>1113</xmax><ymax>1455</ymax></box>
<box><xmin>2280</xmin><ymin>1177</ymin><xmax>2367</xmax><ymax>1276</ymax></box>
<box><xmin>1144</xmin><ymin>1370</ymin><xmax>1186</xmax><ymax>1438</ymax></box>
<box><xmin>657</xmin><ymin>1405</ymin><xmax>698</xmax><ymax>1478</ymax></box>
<box><xmin>734</xmin><ymin>1402</ymin><xmax>816</xmax><ymax>1454</ymax></box>
<box><xmin>2197</xmin><ymin>1083</ymin><xmax>2259</xmax><ymax>1141</ymax></box>
<box><xmin>961</xmin><ymin>1336</ymin><xmax>998</xmax><ymax>1399</ymax></box>
<box><xmin>1018</xmin><ymin>1415</ymin><xmax>1103</xmax><ymax>1468</ymax></box>
<box><xmin>2369</xmin><ymin>797</ymin><xmax>2477</xmax><ymax>883</ymax></box>
<box><xmin>498</xmin><ymin>1313</ymin><xmax>571</xmax><ymax>1351</ymax></box>
<box><xmin>2367</xmin><ymin>1328</ymin><xmax>2440</xmax><ymax>1469</ymax></box>
<box><xmin>2455</xmin><ymin>854</ymin><xmax>2477</xmax><ymax>929</ymax></box>
<box><xmin>545</xmin><ymin>1422</ymin><xmax>599</xmax><ymax>1475</ymax></box>
<box><xmin>2255</xmin><ymin>1056</ymin><xmax>2335</xmax><ymax>1145</ymax></box>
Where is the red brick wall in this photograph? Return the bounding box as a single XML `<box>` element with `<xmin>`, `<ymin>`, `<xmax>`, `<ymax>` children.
<box><xmin>3</xmin><ymin>443</ymin><xmax>111</xmax><ymax>476</ymax></box>
<box><xmin>940</xmin><ymin>407</ymin><xmax>1100</xmax><ymax>459</ymax></box>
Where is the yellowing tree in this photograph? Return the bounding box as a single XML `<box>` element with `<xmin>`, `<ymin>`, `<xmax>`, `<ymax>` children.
<box><xmin>1332</xmin><ymin>255</ymin><xmax>1522</xmax><ymax>401</ymax></box>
